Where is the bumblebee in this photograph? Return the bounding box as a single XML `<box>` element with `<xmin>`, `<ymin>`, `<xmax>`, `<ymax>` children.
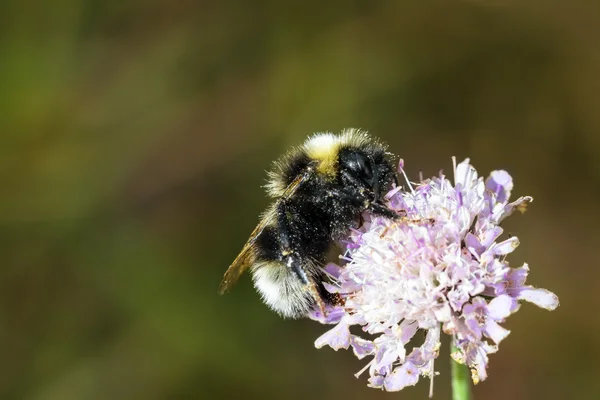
<box><xmin>219</xmin><ymin>129</ymin><xmax>398</xmax><ymax>318</ymax></box>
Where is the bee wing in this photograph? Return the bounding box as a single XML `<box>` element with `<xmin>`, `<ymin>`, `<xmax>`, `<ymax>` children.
<box><xmin>218</xmin><ymin>169</ymin><xmax>313</xmax><ymax>294</ymax></box>
<box><xmin>217</xmin><ymin>210</ymin><xmax>274</xmax><ymax>294</ymax></box>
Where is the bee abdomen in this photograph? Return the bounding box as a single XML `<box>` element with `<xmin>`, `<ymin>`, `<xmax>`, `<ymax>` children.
<box><xmin>254</xmin><ymin>225</ymin><xmax>281</xmax><ymax>261</ymax></box>
<box><xmin>251</xmin><ymin>261</ymin><xmax>313</xmax><ymax>318</ymax></box>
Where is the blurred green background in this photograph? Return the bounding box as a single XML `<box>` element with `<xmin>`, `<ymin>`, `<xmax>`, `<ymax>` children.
<box><xmin>1</xmin><ymin>1</ymin><xmax>598</xmax><ymax>399</ymax></box>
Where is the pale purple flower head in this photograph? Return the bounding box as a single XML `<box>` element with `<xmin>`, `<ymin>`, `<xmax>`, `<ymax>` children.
<box><xmin>310</xmin><ymin>158</ymin><xmax>559</xmax><ymax>395</ymax></box>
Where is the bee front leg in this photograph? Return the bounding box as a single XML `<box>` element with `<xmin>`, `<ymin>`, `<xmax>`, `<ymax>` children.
<box><xmin>341</xmin><ymin>169</ymin><xmax>370</xmax><ymax>194</ymax></box>
<box><xmin>325</xmin><ymin>187</ymin><xmax>367</xmax><ymax>206</ymax></box>
<box><xmin>369</xmin><ymin>202</ymin><xmax>403</xmax><ymax>220</ymax></box>
<box><xmin>327</xmin><ymin>187</ymin><xmax>402</xmax><ymax>220</ymax></box>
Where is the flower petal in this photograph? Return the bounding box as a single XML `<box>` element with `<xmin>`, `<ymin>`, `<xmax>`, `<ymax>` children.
<box><xmin>314</xmin><ymin>322</ymin><xmax>351</xmax><ymax>350</ymax></box>
<box><xmin>434</xmin><ymin>301</ymin><xmax>453</xmax><ymax>322</ymax></box>
<box><xmin>350</xmin><ymin>337</ymin><xmax>375</xmax><ymax>359</ymax></box>
<box><xmin>308</xmin><ymin>306</ymin><xmax>345</xmax><ymax>324</ymax></box>
<box><xmin>422</xmin><ymin>326</ymin><xmax>442</xmax><ymax>357</ymax></box>
<box><xmin>323</xmin><ymin>262</ymin><xmax>343</xmax><ymax>278</ymax></box>
<box><xmin>373</xmin><ymin>347</ymin><xmax>400</xmax><ymax>370</ymax></box>
<box><xmin>486</xmin><ymin>170</ymin><xmax>513</xmax><ymax>203</ymax></box>
<box><xmin>322</xmin><ymin>282</ymin><xmax>342</xmax><ymax>293</ymax></box>
<box><xmin>464</xmin><ymin>233</ymin><xmax>483</xmax><ymax>256</ymax></box>
<box><xmin>465</xmin><ymin>318</ymin><xmax>483</xmax><ymax>341</ymax></box>
<box><xmin>518</xmin><ymin>287</ymin><xmax>560</xmax><ymax>310</ymax></box>
<box><xmin>455</xmin><ymin>159</ymin><xmax>476</xmax><ymax>187</ymax></box>
<box><xmin>398</xmin><ymin>319</ymin><xmax>419</xmax><ymax>343</ymax></box>
<box><xmin>480</xmin><ymin>226</ymin><xmax>504</xmax><ymax>250</ymax></box>
<box><xmin>498</xmin><ymin>196</ymin><xmax>533</xmax><ymax>223</ymax></box>
<box><xmin>487</xmin><ymin>294</ymin><xmax>520</xmax><ymax>320</ymax></box>
<box><xmin>368</xmin><ymin>374</ymin><xmax>385</xmax><ymax>388</ymax></box>
<box><xmin>489</xmin><ymin>236</ymin><xmax>520</xmax><ymax>256</ymax></box>
<box><xmin>383</xmin><ymin>363</ymin><xmax>420</xmax><ymax>391</ymax></box>
<box><xmin>484</xmin><ymin>319</ymin><xmax>510</xmax><ymax>344</ymax></box>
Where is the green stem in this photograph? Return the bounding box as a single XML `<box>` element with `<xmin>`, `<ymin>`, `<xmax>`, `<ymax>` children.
<box><xmin>451</xmin><ymin>341</ymin><xmax>472</xmax><ymax>400</ymax></box>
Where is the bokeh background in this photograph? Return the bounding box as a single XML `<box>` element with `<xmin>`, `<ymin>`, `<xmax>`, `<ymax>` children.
<box><xmin>1</xmin><ymin>1</ymin><xmax>598</xmax><ymax>399</ymax></box>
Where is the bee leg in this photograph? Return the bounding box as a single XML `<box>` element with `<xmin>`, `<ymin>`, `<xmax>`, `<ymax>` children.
<box><xmin>326</xmin><ymin>187</ymin><xmax>367</xmax><ymax>206</ymax></box>
<box><xmin>275</xmin><ymin>199</ymin><xmax>296</xmax><ymax>256</ymax></box>
<box><xmin>327</xmin><ymin>187</ymin><xmax>402</xmax><ymax>220</ymax></box>
<box><xmin>284</xmin><ymin>253</ymin><xmax>327</xmax><ymax>315</ymax></box>
<box><xmin>308</xmin><ymin>282</ymin><xmax>328</xmax><ymax>315</ymax></box>
<box><xmin>340</xmin><ymin>170</ymin><xmax>391</xmax><ymax>210</ymax></box>
<box><xmin>369</xmin><ymin>202</ymin><xmax>403</xmax><ymax>220</ymax></box>
<box><xmin>284</xmin><ymin>253</ymin><xmax>308</xmax><ymax>284</ymax></box>
<box><xmin>341</xmin><ymin>169</ymin><xmax>369</xmax><ymax>193</ymax></box>
<box><xmin>276</xmin><ymin>201</ymin><xmax>328</xmax><ymax>315</ymax></box>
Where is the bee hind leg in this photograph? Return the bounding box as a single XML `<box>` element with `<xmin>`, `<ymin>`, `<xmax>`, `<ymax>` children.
<box><xmin>308</xmin><ymin>282</ymin><xmax>328</xmax><ymax>316</ymax></box>
<box><xmin>276</xmin><ymin>200</ymin><xmax>328</xmax><ymax>315</ymax></box>
<box><xmin>283</xmin><ymin>253</ymin><xmax>327</xmax><ymax>316</ymax></box>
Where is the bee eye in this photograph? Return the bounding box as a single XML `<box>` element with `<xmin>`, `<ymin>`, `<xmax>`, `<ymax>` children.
<box><xmin>356</xmin><ymin>154</ymin><xmax>373</xmax><ymax>179</ymax></box>
<box><xmin>340</xmin><ymin>150</ymin><xmax>373</xmax><ymax>181</ymax></box>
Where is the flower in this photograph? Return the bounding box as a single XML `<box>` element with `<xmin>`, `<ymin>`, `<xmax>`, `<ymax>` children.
<box><xmin>310</xmin><ymin>158</ymin><xmax>559</xmax><ymax>395</ymax></box>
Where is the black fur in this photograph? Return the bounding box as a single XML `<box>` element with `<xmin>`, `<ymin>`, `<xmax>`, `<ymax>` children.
<box><xmin>281</xmin><ymin>151</ymin><xmax>312</xmax><ymax>189</ymax></box>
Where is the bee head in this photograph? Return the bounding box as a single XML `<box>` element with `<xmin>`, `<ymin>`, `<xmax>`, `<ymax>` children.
<box><xmin>338</xmin><ymin>147</ymin><xmax>395</xmax><ymax>202</ymax></box>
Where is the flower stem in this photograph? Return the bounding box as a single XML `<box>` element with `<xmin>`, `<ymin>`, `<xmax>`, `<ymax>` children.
<box><xmin>451</xmin><ymin>342</ymin><xmax>472</xmax><ymax>400</ymax></box>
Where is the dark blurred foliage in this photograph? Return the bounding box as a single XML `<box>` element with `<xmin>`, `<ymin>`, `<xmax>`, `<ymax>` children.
<box><xmin>1</xmin><ymin>1</ymin><xmax>599</xmax><ymax>399</ymax></box>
